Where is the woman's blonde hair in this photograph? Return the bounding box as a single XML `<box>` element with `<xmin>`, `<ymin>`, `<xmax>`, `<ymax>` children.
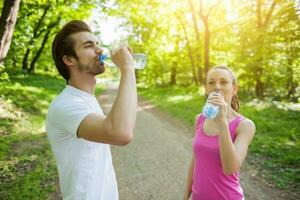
<box><xmin>205</xmin><ymin>65</ymin><xmax>240</xmax><ymax>112</ymax></box>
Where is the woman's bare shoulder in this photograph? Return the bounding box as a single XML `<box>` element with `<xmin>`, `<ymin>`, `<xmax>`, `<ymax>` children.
<box><xmin>238</xmin><ymin>117</ymin><xmax>256</xmax><ymax>135</ymax></box>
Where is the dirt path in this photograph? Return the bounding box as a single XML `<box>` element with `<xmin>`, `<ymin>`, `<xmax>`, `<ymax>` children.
<box><xmin>98</xmin><ymin>84</ymin><xmax>290</xmax><ymax>200</ymax></box>
<box><xmin>48</xmin><ymin>83</ymin><xmax>292</xmax><ymax>200</ymax></box>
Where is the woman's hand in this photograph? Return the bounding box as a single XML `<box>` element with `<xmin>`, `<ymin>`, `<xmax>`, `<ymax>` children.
<box><xmin>183</xmin><ymin>195</ymin><xmax>190</xmax><ymax>200</ymax></box>
<box><xmin>206</xmin><ymin>92</ymin><xmax>228</xmax><ymax>124</ymax></box>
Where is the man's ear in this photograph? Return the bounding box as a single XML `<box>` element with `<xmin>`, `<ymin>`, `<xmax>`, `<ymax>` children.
<box><xmin>63</xmin><ymin>55</ymin><xmax>75</xmax><ymax>67</ymax></box>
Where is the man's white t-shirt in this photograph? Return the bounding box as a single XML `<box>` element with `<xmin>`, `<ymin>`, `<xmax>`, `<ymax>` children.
<box><xmin>46</xmin><ymin>85</ymin><xmax>118</xmax><ymax>200</ymax></box>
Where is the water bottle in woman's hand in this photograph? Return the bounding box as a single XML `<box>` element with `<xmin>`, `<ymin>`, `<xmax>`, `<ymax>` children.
<box><xmin>202</xmin><ymin>91</ymin><xmax>221</xmax><ymax>119</ymax></box>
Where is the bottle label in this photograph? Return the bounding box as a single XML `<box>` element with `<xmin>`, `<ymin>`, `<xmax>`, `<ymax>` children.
<box><xmin>202</xmin><ymin>103</ymin><xmax>219</xmax><ymax>119</ymax></box>
<box><xmin>202</xmin><ymin>90</ymin><xmax>221</xmax><ymax>119</ymax></box>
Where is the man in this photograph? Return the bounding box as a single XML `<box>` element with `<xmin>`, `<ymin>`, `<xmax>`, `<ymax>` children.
<box><xmin>46</xmin><ymin>20</ymin><xmax>137</xmax><ymax>200</ymax></box>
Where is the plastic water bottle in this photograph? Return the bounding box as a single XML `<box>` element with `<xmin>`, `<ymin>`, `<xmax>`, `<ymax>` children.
<box><xmin>98</xmin><ymin>48</ymin><xmax>147</xmax><ymax>69</ymax></box>
<box><xmin>202</xmin><ymin>91</ymin><xmax>221</xmax><ymax>119</ymax></box>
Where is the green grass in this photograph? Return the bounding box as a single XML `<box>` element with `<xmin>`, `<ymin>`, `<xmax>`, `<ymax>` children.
<box><xmin>138</xmin><ymin>85</ymin><xmax>206</xmax><ymax>125</ymax></box>
<box><xmin>138</xmin><ymin>86</ymin><xmax>300</xmax><ymax>193</ymax></box>
<box><xmin>0</xmin><ymin>71</ymin><xmax>104</xmax><ymax>199</ymax></box>
<box><xmin>0</xmin><ymin>72</ymin><xmax>65</xmax><ymax>199</ymax></box>
<box><xmin>240</xmin><ymin>104</ymin><xmax>300</xmax><ymax>190</ymax></box>
<box><xmin>1</xmin><ymin>72</ymin><xmax>299</xmax><ymax>197</ymax></box>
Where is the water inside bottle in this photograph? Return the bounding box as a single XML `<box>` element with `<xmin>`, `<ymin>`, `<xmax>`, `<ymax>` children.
<box><xmin>132</xmin><ymin>53</ymin><xmax>147</xmax><ymax>69</ymax></box>
<box><xmin>98</xmin><ymin>47</ymin><xmax>147</xmax><ymax>69</ymax></box>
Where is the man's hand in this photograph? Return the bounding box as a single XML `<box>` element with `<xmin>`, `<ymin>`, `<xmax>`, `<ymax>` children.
<box><xmin>110</xmin><ymin>45</ymin><xmax>135</xmax><ymax>71</ymax></box>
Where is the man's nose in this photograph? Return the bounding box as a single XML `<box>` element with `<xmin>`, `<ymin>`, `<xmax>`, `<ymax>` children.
<box><xmin>96</xmin><ymin>46</ymin><xmax>103</xmax><ymax>55</ymax></box>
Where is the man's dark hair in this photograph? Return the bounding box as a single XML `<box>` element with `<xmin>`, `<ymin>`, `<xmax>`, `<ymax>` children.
<box><xmin>52</xmin><ymin>20</ymin><xmax>91</xmax><ymax>82</ymax></box>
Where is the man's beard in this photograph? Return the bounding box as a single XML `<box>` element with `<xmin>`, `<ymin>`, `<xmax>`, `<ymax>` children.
<box><xmin>77</xmin><ymin>60</ymin><xmax>105</xmax><ymax>75</ymax></box>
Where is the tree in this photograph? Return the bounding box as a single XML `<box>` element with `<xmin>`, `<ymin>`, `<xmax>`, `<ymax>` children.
<box><xmin>268</xmin><ymin>0</ymin><xmax>300</xmax><ymax>101</ymax></box>
<box><xmin>253</xmin><ymin>0</ymin><xmax>279</xmax><ymax>98</ymax></box>
<box><xmin>4</xmin><ymin>0</ymin><xmax>96</xmax><ymax>73</ymax></box>
<box><xmin>22</xmin><ymin>3</ymin><xmax>51</xmax><ymax>72</ymax></box>
<box><xmin>199</xmin><ymin>0</ymin><xmax>220</xmax><ymax>75</ymax></box>
<box><xmin>0</xmin><ymin>0</ymin><xmax>21</xmax><ymax>65</ymax></box>
<box><xmin>176</xmin><ymin>12</ymin><xmax>199</xmax><ymax>85</ymax></box>
<box><xmin>28</xmin><ymin>18</ymin><xmax>61</xmax><ymax>73</ymax></box>
<box><xmin>188</xmin><ymin>0</ymin><xmax>202</xmax><ymax>84</ymax></box>
<box><xmin>99</xmin><ymin>0</ymin><xmax>299</xmax><ymax>102</ymax></box>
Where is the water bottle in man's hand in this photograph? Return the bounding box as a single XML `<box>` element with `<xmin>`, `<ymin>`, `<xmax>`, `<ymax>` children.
<box><xmin>99</xmin><ymin>47</ymin><xmax>147</xmax><ymax>69</ymax></box>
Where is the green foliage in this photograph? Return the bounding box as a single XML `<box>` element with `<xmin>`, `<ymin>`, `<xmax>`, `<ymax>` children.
<box><xmin>240</xmin><ymin>104</ymin><xmax>300</xmax><ymax>190</ymax></box>
<box><xmin>0</xmin><ymin>72</ymin><xmax>64</xmax><ymax>198</ymax></box>
<box><xmin>3</xmin><ymin>0</ymin><xmax>299</xmax><ymax>99</ymax></box>
<box><xmin>0</xmin><ymin>137</ymin><xmax>57</xmax><ymax>199</ymax></box>
<box><xmin>138</xmin><ymin>85</ymin><xmax>205</xmax><ymax>126</ymax></box>
<box><xmin>0</xmin><ymin>64</ymin><xmax>9</xmax><ymax>82</ymax></box>
<box><xmin>101</xmin><ymin>0</ymin><xmax>299</xmax><ymax>100</ymax></box>
<box><xmin>0</xmin><ymin>1</ymin><xmax>2</xmax><ymax>10</ymax></box>
<box><xmin>1</xmin><ymin>0</ymin><xmax>299</xmax><ymax>196</ymax></box>
<box><xmin>5</xmin><ymin>0</ymin><xmax>97</xmax><ymax>73</ymax></box>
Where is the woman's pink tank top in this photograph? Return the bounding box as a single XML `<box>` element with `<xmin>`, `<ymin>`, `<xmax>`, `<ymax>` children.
<box><xmin>192</xmin><ymin>114</ymin><xmax>244</xmax><ymax>200</ymax></box>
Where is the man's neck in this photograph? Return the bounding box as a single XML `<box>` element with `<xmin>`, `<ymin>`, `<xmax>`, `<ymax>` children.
<box><xmin>68</xmin><ymin>74</ymin><xmax>97</xmax><ymax>95</ymax></box>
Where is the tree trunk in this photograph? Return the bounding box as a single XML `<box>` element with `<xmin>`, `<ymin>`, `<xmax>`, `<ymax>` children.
<box><xmin>175</xmin><ymin>12</ymin><xmax>198</xmax><ymax>85</ymax></box>
<box><xmin>170</xmin><ymin>34</ymin><xmax>180</xmax><ymax>86</ymax></box>
<box><xmin>0</xmin><ymin>0</ymin><xmax>21</xmax><ymax>64</ymax></box>
<box><xmin>199</xmin><ymin>0</ymin><xmax>219</xmax><ymax>76</ymax></box>
<box><xmin>203</xmin><ymin>18</ymin><xmax>210</xmax><ymax>75</ymax></box>
<box><xmin>22</xmin><ymin>4</ymin><xmax>50</xmax><ymax>72</ymax></box>
<box><xmin>28</xmin><ymin>17</ymin><xmax>60</xmax><ymax>73</ymax></box>
<box><xmin>255</xmin><ymin>67</ymin><xmax>264</xmax><ymax>98</ymax></box>
<box><xmin>253</xmin><ymin>33</ymin><xmax>265</xmax><ymax>99</ymax></box>
<box><xmin>286</xmin><ymin>58</ymin><xmax>297</xmax><ymax>101</ymax></box>
<box><xmin>29</xmin><ymin>30</ymin><xmax>51</xmax><ymax>73</ymax></box>
<box><xmin>188</xmin><ymin>0</ymin><xmax>202</xmax><ymax>85</ymax></box>
<box><xmin>197</xmin><ymin>67</ymin><xmax>203</xmax><ymax>84</ymax></box>
<box><xmin>253</xmin><ymin>0</ymin><xmax>278</xmax><ymax>99</ymax></box>
<box><xmin>22</xmin><ymin>49</ymin><xmax>30</xmax><ymax>72</ymax></box>
<box><xmin>170</xmin><ymin>62</ymin><xmax>177</xmax><ymax>85</ymax></box>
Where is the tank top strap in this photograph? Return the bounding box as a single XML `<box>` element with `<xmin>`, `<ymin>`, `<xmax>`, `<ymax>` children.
<box><xmin>229</xmin><ymin>115</ymin><xmax>244</xmax><ymax>139</ymax></box>
<box><xmin>196</xmin><ymin>113</ymin><xmax>205</xmax><ymax>128</ymax></box>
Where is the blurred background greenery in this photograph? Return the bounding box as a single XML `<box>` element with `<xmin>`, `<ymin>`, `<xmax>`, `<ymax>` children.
<box><xmin>0</xmin><ymin>0</ymin><xmax>299</xmax><ymax>199</ymax></box>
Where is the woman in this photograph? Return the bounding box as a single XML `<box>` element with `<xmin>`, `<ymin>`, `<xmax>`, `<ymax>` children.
<box><xmin>183</xmin><ymin>66</ymin><xmax>256</xmax><ymax>200</ymax></box>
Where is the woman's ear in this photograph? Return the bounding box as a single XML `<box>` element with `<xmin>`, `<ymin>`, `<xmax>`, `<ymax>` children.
<box><xmin>233</xmin><ymin>84</ymin><xmax>238</xmax><ymax>95</ymax></box>
<box><xmin>204</xmin><ymin>84</ymin><xmax>208</xmax><ymax>95</ymax></box>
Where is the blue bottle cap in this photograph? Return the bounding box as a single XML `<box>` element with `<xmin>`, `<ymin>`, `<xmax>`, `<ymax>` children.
<box><xmin>99</xmin><ymin>54</ymin><xmax>107</xmax><ymax>63</ymax></box>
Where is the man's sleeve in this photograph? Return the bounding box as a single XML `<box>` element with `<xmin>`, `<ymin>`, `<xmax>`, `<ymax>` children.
<box><xmin>52</xmin><ymin>99</ymin><xmax>93</xmax><ymax>137</ymax></box>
